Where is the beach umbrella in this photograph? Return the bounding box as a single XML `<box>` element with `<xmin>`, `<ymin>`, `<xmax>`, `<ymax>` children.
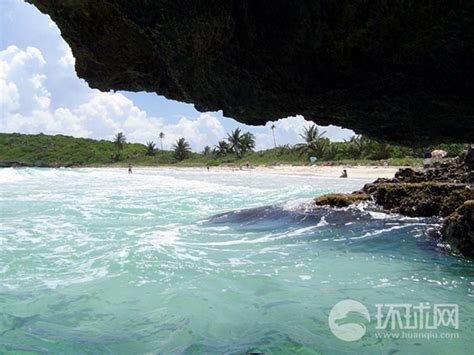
<box><xmin>431</xmin><ymin>149</ymin><xmax>447</xmax><ymax>158</ymax></box>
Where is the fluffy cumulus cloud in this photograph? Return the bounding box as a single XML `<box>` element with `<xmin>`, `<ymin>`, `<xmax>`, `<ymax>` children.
<box><xmin>162</xmin><ymin>114</ymin><xmax>226</xmax><ymax>151</ymax></box>
<box><xmin>0</xmin><ymin>45</ymin><xmax>229</xmax><ymax>151</ymax></box>
<box><xmin>0</xmin><ymin>45</ymin><xmax>46</xmax><ymax>113</ymax></box>
<box><xmin>58</xmin><ymin>43</ymin><xmax>75</xmax><ymax>69</ymax></box>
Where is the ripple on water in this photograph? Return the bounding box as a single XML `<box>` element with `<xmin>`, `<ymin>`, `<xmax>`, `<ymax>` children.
<box><xmin>0</xmin><ymin>168</ymin><xmax>473</xmax><ymax>353</ymax></box>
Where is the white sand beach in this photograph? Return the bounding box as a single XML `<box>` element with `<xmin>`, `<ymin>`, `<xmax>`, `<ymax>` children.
<box><xmin>137</xmin><ymin>165</ymin><xmax>403</xmax><ymax>179</ymax></box>
<box><xmin>249</xmin><ymin>165</ymin><xmax>401</xmax><ymax>178</ymax></box>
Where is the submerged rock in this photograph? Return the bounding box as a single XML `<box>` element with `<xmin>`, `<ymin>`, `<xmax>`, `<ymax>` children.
<box><xmin>441</xmin><ymin>200</ymin><xmax>474</xmax><ymax>257</ymax></box>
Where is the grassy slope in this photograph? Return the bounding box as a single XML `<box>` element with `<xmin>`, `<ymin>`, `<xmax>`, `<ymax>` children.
<box><xmin>0</xmin><ymin>132</ymin><xmax>423</xmax><ymax>167</ymax></box>
<box><xmin>0</xmin><ymin>133</ymin><xmax>173</xmax><ymax>166</ymax></box>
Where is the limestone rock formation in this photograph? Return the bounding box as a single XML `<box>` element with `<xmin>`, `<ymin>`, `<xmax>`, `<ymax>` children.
<box><xmin>26</xmin><ymin>0</ymin><xmax>474</xmax><ymax>144</ymax></box>
<box><xmin>314</xmin><ymin>192</ymin><xmax>368</xmax><ymax>208</ymax></box>
<box><xmin>464</xmin><ymin>145</ymin><xmax>474</xmax><ymax>171</ymax></box>
<box><xmin>441</xmin><ymin>201</ymin><xmax>474</xmax><ymax>257</ymax></box>
<box><xmin>316</xmin><ymin>153</ymin><xmax>473</xmax><ymax>256</ymax></box>
<box><xmin>364</xmin><ymin>182</ymin><xmax>473</xmax><ymax>217</ymax></box>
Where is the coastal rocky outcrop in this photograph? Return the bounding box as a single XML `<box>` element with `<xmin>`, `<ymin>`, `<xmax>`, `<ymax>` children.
<box><xmin>26</xmin><ymin>0</ymin><xmax>474</xmax><ymax>144</ymax></box>
<box><xmin>364</xmin><ymin>182</ymin><xmax>473</xmax><ymax>218</ymax></box>
<box><xmin>314</xmin><ymin>192</ymin><xmax>368</xmax><ymax>208</ymax></box>
<box><xmin>441</xmin><ymin>201</ymin><xmax>474</xmax><ymax>257</ymax></box>
<box><xmin>316</xmin><ymin>148</ymin><xmax>474</xmax><ymax>256</ymax></box>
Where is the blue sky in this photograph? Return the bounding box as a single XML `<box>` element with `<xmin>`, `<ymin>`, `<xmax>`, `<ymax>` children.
<box><xmin>0</xmin><ymin>0</ymin><xmax>354</xmax><ymax>151</ymax></box>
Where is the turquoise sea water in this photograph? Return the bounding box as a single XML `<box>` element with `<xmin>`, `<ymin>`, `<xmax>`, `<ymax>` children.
<box><xmin>0</xmin><ymin>168</ymin><xmax>473</xmax><ymax>354</ymax></box>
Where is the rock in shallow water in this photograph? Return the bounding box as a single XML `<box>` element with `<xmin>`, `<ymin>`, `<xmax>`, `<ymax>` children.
<box><xmin>314</xmin><ymin>192</ymin><xmax>369</xmax><ymax>208</ymax></box>
<box><xmin>316</xmin><ymin>155</ymin><xmax>474</xmax><ymax>256</ymax></box>
<box><xmin>365</xmin><ymin>182</ymin><xmax>473</xmax><ymax>218</ymax></box>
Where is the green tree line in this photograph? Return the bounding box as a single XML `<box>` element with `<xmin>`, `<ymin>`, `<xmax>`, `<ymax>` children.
<box><xmin>0</xmin><ymin>127</ymin><xmax>466</xmax><ymax>167</ymax></box>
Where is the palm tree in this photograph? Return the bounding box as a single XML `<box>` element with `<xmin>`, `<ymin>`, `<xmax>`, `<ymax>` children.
<box><xmin>214</xmin><ymin>140</ymin><xmax>230</xmax><ymax>157</ymax></box>
<box><xmin>202</xmin><ymin>145</ymin><xmax>212</xmax><ymax>156</ymax></box>
<box><xmin>172</xmin><ymin>137</ymin><xmax>191</xmax><ymax>161</ymax></box>
<box><xmin>294</xmin><ymin>125</ymin><xmax>327</xmax><ymax>158</ymax></box>
<box><xmin>241</xmin><ymin>132</ymin><xmax>256</xmax><ymax>152</ymax></box>
<box><xmin>227</xmin><ymin>128</ymin><xmax>256</xmax><ymax>158</ymax></box>
<box><xmin>324</xmin><ymin>143</ymin><xmax>339</xmax><ymax>160</ymax></box>
<box><xmin>278</xmin><ymin>144</ymin><xmax>293</xmax><ymax>156</ymax></box>
<box><xmin>346</xmin><ymin>135</ymin><xmax>368</xmax><ymax>159</ymax></box>
<box><xmin>271</xmin><ymin>124</ymin><xmax>277</xmax><ymax>148</ymax></box>
<box><xmin>364</xmin><ymin>138</ymin><xmax>391</xmax><ymax>160</ymax></box>
<box><xmin>145</xmin><ymin>141</ymin><xmax>157</xmax><ymax>156</ymax></box>
<box><xmin>227</xmin><ymin>128</ymin><xmax>243</xmax><ymax>156</ymax></box>
<box><xmin>159</xmin><ymin>132</ymin><xmax>165</xmax><ymax>150</ymax></box>
<box><xmin>114</xmin><ymin>132</ymin><xmax>127</xmax><ymax>151</ymax></box>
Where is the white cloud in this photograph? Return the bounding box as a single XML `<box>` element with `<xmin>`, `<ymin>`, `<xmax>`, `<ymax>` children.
<box><xmin>0</xmin><ymin>45</ymin><xmax>48</xmax><ymax>115</ymax></box>
<box><xmin>47</xmin><ymin>18</ymin><xmax>57</xmax><ymax>29</ymax></box>
<box><xmin>30</xmin><ymin>73</ymin><xmax>50</xmax><ymax>109</ymax></box>
<box><xmin>0</xmin><ymin>45</ymin><xmax>45</xmax><ymax>73</ymax></box>
<box><xmin>58</xmin><ymin>45</ymin><xmax>75</xmax><ymax>68</ymax></box>
<box><xmin>0</xmin><ymin>43</ymin><xmax>353</xmax><ymax>153</ymax></box>
<box><xmin>0</xmin><ymin>45</ymin><xmax>228</xmax><ymax>151</ymax></box>
<box><xmin>0</xmin><ymin>79</ymin><xmax>19</xmax><ymax>112</ymax></box>
<box><xmin>162</xmin><ymin>113</ymin><xmax>226</xmax><ymax>151</ymax></box>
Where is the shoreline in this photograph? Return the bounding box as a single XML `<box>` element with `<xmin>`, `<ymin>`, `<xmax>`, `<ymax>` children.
<box><xmin>2</xmin><ymin>164</ymin><xmax>403</xmax><ymax>179</ymax></box>
<box><xmin>114</xmin><ymin>164</ymin><xmax>402</xmax><ymax>179</ymax></box>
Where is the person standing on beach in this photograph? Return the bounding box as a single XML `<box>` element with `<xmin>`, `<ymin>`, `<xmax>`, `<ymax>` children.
<box><xmin>128</xmin><ymin>163</ymin><xmax>133</xmax><ymax>174</ymax></box>
<box><xmin>340</xmin><ymin>169</ymin><xmax>348</xmax><ymax>178</ymax></box>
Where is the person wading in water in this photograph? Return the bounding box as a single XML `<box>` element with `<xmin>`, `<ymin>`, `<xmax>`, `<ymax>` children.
<box><xmin>128</xmin><ymin>163</ymin><xmax>133</xmax><ymax>174</ymax></box>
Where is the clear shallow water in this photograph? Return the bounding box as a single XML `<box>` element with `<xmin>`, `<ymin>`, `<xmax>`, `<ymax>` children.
<box><xmin>0</xmin><ymin>167</ymin><xmax>473</xmax><ymax>354</ymax></box>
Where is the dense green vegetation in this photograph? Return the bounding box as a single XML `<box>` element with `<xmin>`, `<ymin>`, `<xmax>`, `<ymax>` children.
<box><xmin>0</xmin><ymin>133</ymin><xmax>173</xmax><ymax>166</ymax></box>
<box><xmin>0</xmin><ymin>130</ymin><xmax>466</xmax><ymax>168</ymax></box>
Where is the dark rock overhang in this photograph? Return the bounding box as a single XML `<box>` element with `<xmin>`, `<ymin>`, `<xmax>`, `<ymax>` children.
<box><xmin>26</xmin><ymin>0</ymin><xmax>474</xmax><ymax>144</ymax></box>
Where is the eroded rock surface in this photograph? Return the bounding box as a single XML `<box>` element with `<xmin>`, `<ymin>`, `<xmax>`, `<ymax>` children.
<box><xmin>314</xmin><ymin>192</ymin><xmax>368</xmax><ymax>208</ymax></box>
<box><xmin>364</xmin><ymin>182</ymin><xmax>473</xmax><ymax>218</ymax></box>
<box><xmin>441</xmin><ymin>201</ymin><xmax>474</xmax><ymax>257</ymax></box>
<box><xmin>316</xmin><ymin>152</ymin><xmax>473</xmax><ymax>256</ymax></box>
<box><xmin>26</xmin><ymin>0</ymin><xmax>474</xmax><ymax>144</ymax></box>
